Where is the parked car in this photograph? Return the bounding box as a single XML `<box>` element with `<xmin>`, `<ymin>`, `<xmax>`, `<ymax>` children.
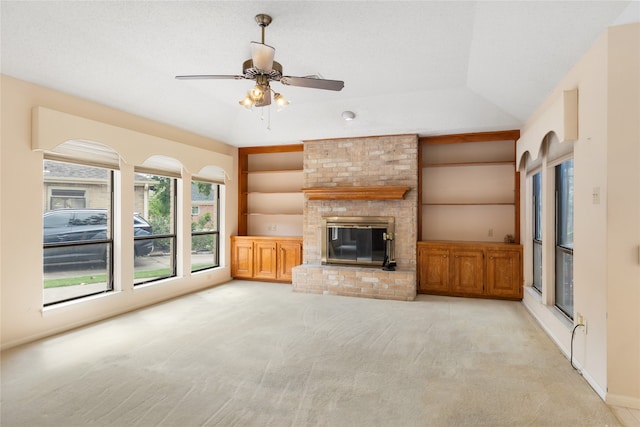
<box><xmin>43</xmin><ymin>209</ymin><xmax>153</xmax><ymax>265</ymax></box>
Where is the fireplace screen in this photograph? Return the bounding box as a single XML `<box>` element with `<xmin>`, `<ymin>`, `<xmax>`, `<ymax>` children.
<box><xmin>321</xmin><ymin>216</ymin><xmax>395</xmax><ymax>267</ymax></box>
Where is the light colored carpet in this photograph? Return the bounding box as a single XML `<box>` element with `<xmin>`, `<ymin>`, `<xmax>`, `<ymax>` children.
<box><xmin>1</xmin><ymin>281</ymin><xmax>622</xmax><ymax>426</ymax></box>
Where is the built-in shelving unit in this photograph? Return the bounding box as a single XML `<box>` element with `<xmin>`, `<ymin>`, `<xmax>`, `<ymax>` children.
<box><xmin>238</xmin><ymin>145</ymin><xmax>304</xmax><ymax>237</ymax></box>
<box><xmin>418</xmin><ymin>131</ymin><xmax>520</xmax><ymax>243</ymax></box>
<box><xmin>417</xmin><ymin>130</ymin><xmax>523</xmax><ymax>300</ymax></box>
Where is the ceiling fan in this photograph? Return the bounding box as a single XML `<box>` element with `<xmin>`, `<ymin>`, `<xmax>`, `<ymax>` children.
<box><xmin>175</xmin><ymin>13</ymin><xmax>345</xmax><ymax>109</ymax></box>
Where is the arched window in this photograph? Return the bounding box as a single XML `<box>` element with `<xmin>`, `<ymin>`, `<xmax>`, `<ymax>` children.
<box><xmin>43</xmin><ymin>140</ymin><xmax>119</xmax><ymax>305</ymax></box>
<box><xmin>133</xmin><ymin>156</ymin><xmax>182</xmax><ymax>285</ymax></box>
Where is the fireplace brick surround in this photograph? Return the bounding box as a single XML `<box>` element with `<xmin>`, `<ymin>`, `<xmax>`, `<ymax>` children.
<box><xmin>292</xmin><ymin>134</ymin><xmax>418</xmax><ymax>301</ymax></box>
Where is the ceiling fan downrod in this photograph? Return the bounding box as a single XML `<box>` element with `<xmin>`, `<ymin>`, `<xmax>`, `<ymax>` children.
<box><xmin>255</xmin><ymin>14</ymin><xmax>272</xmax><ymax>44</ymax></box>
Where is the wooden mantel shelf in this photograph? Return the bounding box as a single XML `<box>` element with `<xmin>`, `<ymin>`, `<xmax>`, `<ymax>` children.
<box><xmin>302</xmin><ymin>186</ymin><xmax>411</xmax><ymax>201</ymax></box>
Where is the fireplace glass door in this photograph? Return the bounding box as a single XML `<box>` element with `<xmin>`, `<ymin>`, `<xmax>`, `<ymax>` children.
<box><xmin>327</xmin><ymin>226</ymin><xmax>386</xmax><ymax>264</ymax></box>
<box><xmin>322</xmin><ymin>216</ymin><xmax>395</xmax><ymax>267</ymax></box>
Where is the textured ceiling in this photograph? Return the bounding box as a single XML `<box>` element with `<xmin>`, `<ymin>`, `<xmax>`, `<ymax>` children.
<box><xmin>1</xmin><ymin>1</ymin><xmax>638</xmax><ymax>147</ymax></box>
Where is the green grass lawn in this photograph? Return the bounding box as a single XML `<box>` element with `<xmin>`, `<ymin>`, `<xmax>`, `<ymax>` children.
<box><xmin>44</xmin><ymin>264</ymin><xmax>215</xmax><ymax>288</ymax></box>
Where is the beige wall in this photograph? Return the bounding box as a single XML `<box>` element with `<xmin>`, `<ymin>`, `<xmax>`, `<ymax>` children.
<box><xmin>0</xmin><ymin>75</ymin><xmax>238</xmax><ymax>349</ymax></box>
<box><xmin>606</xmin><ymin>22</ymin><xmax>640</xmax><ymax>408</ymax></box>
<box><xmin>517</xmin><ymin>23</ymin><xmax>640</xmax><ymax>408</ymax></box>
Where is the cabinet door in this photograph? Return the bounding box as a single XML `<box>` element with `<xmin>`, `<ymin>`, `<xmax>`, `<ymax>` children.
<box><xmin>231</xmin><ymin>239</ymin><xmax>253</xmax><ymax>279</ymax></box>
<box><xmin>450</xmin><ymin>249</ymin><xmax>484</xmax><ymax>295</ymax></box>
<box><xmin>277</xmin><ymin>241</ymin><xmax>302</xmax><ymax>282</ymax></box>
<box><xmin>486</xmin><ymin>249</ymin><xmax>522</xmax><ymax>299</ymax></box>
<box><xmin>417</xmin><ymin>246</ymin><xmax>450</xmax><ymax>293</ymax></box>
<box><xmin>254</xmin><ymin>240</ymin><xmax>277</xmax><ymax>280</ymax></box>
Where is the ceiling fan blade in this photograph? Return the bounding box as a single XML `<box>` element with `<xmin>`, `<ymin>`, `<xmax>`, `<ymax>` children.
<box><xmin>175</xmin><ymin>75</ymin><xmax>245</xmax><ymax>80</ymax></box>
<box><xmin>250</xmin><ymin>42</ymin><xmax>275</xmax><ymax>72</ymax></box>
<box><xmin>280</xmin><ymin>76</ymin><xmax>344</xmax><ymax>91</ymax></box>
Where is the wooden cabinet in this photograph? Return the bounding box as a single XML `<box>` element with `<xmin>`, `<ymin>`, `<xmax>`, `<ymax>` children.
<box><xmin>450</xmin><ymin>248</ymin><xmax>484</xmax><ymax>296</ymax></box>
<box><xmin>277</xmin><ymin>240</ymin><xmax>303</xmax><ymax>282</ymax></box>
<box><xmin>231</xmin><ymin>238</ymin><xmax>254</xmax><ymax>279</ymax></box>
<box><xmin>417</xmin><ymin>245</ymin><xmax>449</xmax><ymax>293</ymax></box>
<box><xmin>254</xmin><ymin>240</ymin><xmax>277</xmax><ymax>280</ymax></box>
<box><xmin>417</xmin><ymin>241</ymin><xmax>522</xmax><ymax>300</ymax></box>
<box><xmin>231</xmin><ymin>236</ymin><xmax>302</xmax><ymax>283</ymax></box>
<box><xmin>486</xmin><ymin>248</ymin><xmax>522</xmax><ymax>298</ymax></box>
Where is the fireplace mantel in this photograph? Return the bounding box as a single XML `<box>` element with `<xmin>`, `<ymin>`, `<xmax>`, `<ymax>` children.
<box><xmin>302</xmin><ymin>186</ymin><xmax>410</xmax><ymax>201</ymax></box>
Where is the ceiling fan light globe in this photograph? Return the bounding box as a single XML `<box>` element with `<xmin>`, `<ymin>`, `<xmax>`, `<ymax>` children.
<box><xmin>239</xmin><ymin>94</ymin><xmax>254</xmax><ymax>109</ymax></box>
<box><xmin>250</xmin><ymin>85</ymin><xmax>264</xmax><ymax>101</ymax></box>
<box><xmin>274</xmin><ymin>93</ymin><xmax>289</xmax><ymax>107</ymax></box>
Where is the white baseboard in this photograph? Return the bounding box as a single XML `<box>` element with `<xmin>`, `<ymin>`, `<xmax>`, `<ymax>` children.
<box><xmin>607</xmin><ymin>393</ymin><xmax>640</xmax><ymax>410</ymax></box>
<box><xmin>521</xmin><ymin>293</ymin><xmax>607</xmax><ymax>401</ymax></box>
<box><xmin>582</xmin><ymin>369</ymin><xmax>607</xmax><ymax>401</ymax></box>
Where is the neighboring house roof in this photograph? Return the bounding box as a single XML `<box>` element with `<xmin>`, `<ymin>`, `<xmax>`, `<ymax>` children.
<box><xmin>43</xmin><ymin>161</ymin><xmax>155</xmax><ymax>184</ymax></box>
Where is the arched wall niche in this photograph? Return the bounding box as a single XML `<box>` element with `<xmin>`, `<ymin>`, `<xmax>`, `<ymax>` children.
<box><xmin>32</xmin><ymin>106</ymin><xmax>233</xmax><ymax>179</ymax></box>
<box><xmin>517</xmin><ymin>89</ymin><xmax>578</xmax><ymax>170</ymax></box>
<box><xmin>518</xmin><ymin>130</ymin><xmax>573</xmax><ymax>173</ymax></box>
<box><xmin>139</xmin><ymin>155</ymin><xmax>184</xmax><ymax>176</ymax></box>
<box><xmin>196</xmin><ymin>165</ymin><xmax>227</xmax><ymax>183</ymax></box>
<box><xmin>46</xmin><ymin>139</ymin><xmax>120</xmax><ymax>168</ymax></box>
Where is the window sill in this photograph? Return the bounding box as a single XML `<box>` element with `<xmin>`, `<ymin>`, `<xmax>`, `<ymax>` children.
<box><xmin>523</xmin><ymin>285</ymin><xmax>574</xmax><ymax>330</ymax></box>
<box><xmin>42</xmin><ymin>290</ymin><xmax>122</xmax><ymax>315</ymax></box>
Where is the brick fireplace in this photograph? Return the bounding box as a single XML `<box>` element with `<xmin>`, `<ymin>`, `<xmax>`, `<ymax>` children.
<box><xmin>292</xmin><ymin>134</ymin><xmax>418</xmax><ymax>301</ymax></box>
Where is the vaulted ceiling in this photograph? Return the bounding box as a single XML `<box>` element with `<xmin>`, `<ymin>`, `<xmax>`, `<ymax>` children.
<box><xmin>1</xmin><ymin>1</ymin><xmax>637</xmax><ymax>147</ymax></box>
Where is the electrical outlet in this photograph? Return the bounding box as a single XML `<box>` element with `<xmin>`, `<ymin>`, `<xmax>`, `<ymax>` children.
<box><xmin>488</xmin><ymin>228</ymin><xmax>493</xmax><ymax>237</ymax></box>
<box><xmin>592</xmin><ymin>187</ymin><xmax>601</xmax><ymax>204</ymax></box>
<box><xmin>576</xmin><ymin>313</ymin><xmax>587</xmax><ymax>334</ymax></box>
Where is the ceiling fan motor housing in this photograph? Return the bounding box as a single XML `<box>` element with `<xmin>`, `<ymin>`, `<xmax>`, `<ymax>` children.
<box><xmin>242</xmin><ymin>59</ymin><xmax>283</xmax><ymax>80</ymax></box>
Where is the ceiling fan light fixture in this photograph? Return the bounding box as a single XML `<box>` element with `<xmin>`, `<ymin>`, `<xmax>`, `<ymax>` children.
<box><xmin>239</xmin><ymin>94</ymin><xmax>254</xmax><ymax>109</ymax></box>
<box><xmin>177</xmin><ymin>12</ymin><xmax>344</xmax><ymax>117</ymax></box>
<box><xmin>250</xmin><ymin>85</ymin><xmax>264</xmax><ymax>101</ymax></box>
<box><xmin>274</xmin><ymin>92</ymin><xmax>289</xmax><ymax>107</ymax></box>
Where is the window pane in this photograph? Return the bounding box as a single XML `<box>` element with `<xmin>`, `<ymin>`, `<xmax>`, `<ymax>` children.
<box><xmin>533</xmin><ymin>241</ymin><xmax>542</xmax><ymax>293</ymax></box>
<box><xmin>191</xmin><ymin>181</ymin><xmax>220</xmax><ymax>273</ymax></box>
<box><xmin>533</xmin><ymin>172</ymin><xmax>542</xmax><ymax>240</ymax></box>
<box><xmin>191</xmin><ymin>182</ymin><xmax>217</xmax><ymax>232</ymax></box>
<box><xmin>555</xmin><ymin>159</ymin><xmax>574</xmax><ymax>318</ymax></box>
<box><xmin>134</xmin><ymin>237</ymin><xmax>175</xmax><ymax>284</ymax></box>
<box><xmin>555</xmin><ymin>249</ymin><xmax>574</xmax><ymax>316</ymax></box>
<box><xmin>43</xmin><ymin>160</ymin><xmax>113</xmax><ymax>305</ymax></box>
<box><xmin>532</xmin><ymin>172</ymin><xmax>542</xmax><ymax>293</ymax></box>
<box><xmin>43</xmin><ymin>244</ymin><xmax>111</xmax><ymax>305</ymax></box>
<box><xmin>134</xmin><ymin>173</ymin><xmax>176</xmax><ymax>285</ymax></box>
<box><xmin>556</xmin><ymin>160</ymin><xmax>574</xmax><ymax>249</ymax></box>
<box><xmin>146</xmin><ymin>176</ymin><xmax>175</xmax><ymax>236</ymax></box>
<box><xmin>191</xmin><ymin>234</ymin><xmax>219</xmax><ymax>272</ymax></box>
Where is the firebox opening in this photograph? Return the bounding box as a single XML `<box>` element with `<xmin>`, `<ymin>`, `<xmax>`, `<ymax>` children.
<box><xmin>321</xmin><ymin>216</ymin><xmax>395</xmax><ymax>267</ymax></box>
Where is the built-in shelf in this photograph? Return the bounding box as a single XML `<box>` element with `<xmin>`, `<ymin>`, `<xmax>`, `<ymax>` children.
<box><xmin>302</xmin><ymin>186</ymin><xmax>410</xmax><ymax>201</ymax></box>
<box><xmin>423</xmin><ymin>161</ymin><xmax>515</xmax><ymax>167</ymax></box>
<box><xmin>245</xmin><ymin>213</ymin><xmax>303</xmax><ymax>216</ymax></box>
<box><xmin>422</xmin><ymin>202</ymin><xmax>514</xmax><ymax>206</ymax></box>
<box><xmin>418</xmin><ymin>131</ymin><xmax>520</xmax><ymax>243</ymax></box>
<box><xmin>245</xmin><ymin>169</ymin><xmax>304</xmax><ymax>174</ymax></box>
<box><xmin>239</xmin><ymin>145</ymin><xmax>304</xmax><ymax>236</ymax></box>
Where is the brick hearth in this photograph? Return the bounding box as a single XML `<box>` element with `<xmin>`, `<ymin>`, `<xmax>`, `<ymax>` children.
<box><xmin>292</xmin><ymin>134</ymin><xmax>418</xmax><ymax>300</ymax></box>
